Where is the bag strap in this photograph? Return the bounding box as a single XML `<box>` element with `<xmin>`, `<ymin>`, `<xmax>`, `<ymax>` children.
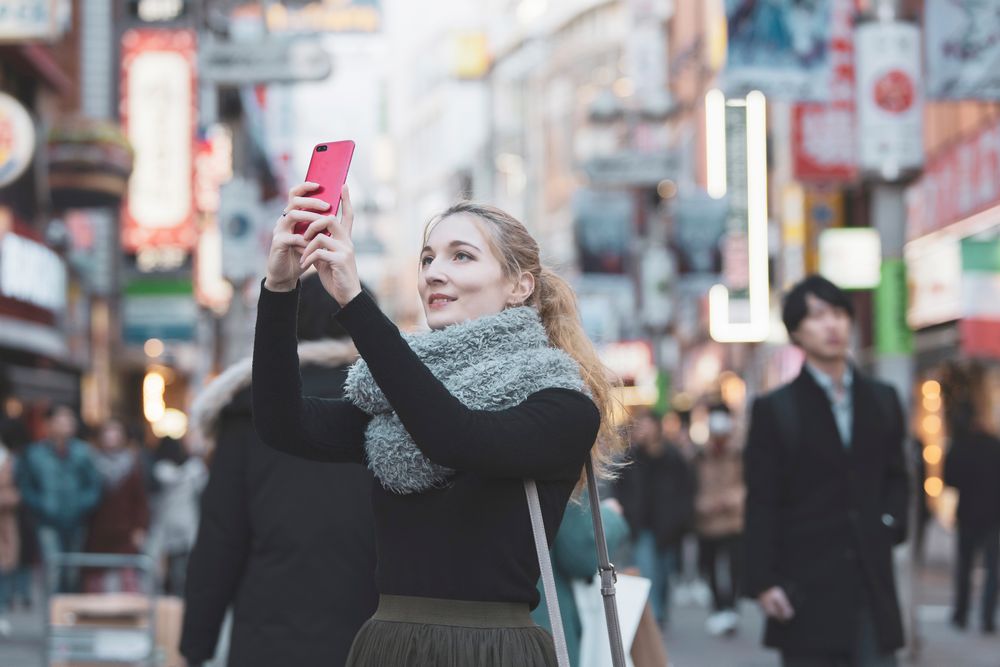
<box><xmin>525</xmin><ymin>479</ymin><xmax>571</xmax><ymax>667</ymax></box>
<box><xmin>584</xmin><ymin>458</ymin><xmax>628</xmax><ymax>667</ymax></box>
<box><xmin>524</xmin><ymin>458</ymin><xmax>627</xmax><ymax>667</ymax></box>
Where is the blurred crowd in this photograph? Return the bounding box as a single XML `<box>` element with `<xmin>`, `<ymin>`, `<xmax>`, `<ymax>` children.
<box><xmin>0</xmin><ymin>405</ymin><xmax>206</xmax><ymax>636</ymax></box>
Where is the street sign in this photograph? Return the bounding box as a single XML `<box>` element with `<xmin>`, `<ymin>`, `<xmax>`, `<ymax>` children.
<box><xmin>582</xmin><ymin>150</ymin><xmax>680</xmax><ymax>186</ymax></box>
<box><xmin>199</xmin><ymin>35</ymin><xmax>332</xmax><ymax>85</ymax></box>
<box><xmin>123</xmin><ymin>278</ymin><xmax>196</xmax><ymax>343</ymax></box>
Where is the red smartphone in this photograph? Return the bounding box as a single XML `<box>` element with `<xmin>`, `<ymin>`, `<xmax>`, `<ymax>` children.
<box><xmin>295</xmin><ymin>140</ymin><xmax>355</xmax><ymax>235</ymax></box>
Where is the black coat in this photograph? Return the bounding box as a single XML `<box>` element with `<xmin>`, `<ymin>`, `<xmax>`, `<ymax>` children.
<box><xmin>743</xmin><ymin>368</ymin><xmax>909</xmax><ymax>655</ymax></box>
<box><xmin>614</xmin><ymin>442</ymin><xmax>696</xmax><ymax>549</ymax></box>
<box><xmin>944</xmin><ymin>430</ymin><xmax>1000</xmax><ymax>536</ymax></box>
<box><xmin>180</xmin><ymin>341</ymin><xmax>378</xmax><ymax>667</ymax></box>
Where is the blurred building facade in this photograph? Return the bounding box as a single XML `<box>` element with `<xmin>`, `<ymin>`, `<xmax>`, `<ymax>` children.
<box><xmin>4</xmin><ymin>0</ymin><xmax>1000</xmax><ymax>538</ymax></box>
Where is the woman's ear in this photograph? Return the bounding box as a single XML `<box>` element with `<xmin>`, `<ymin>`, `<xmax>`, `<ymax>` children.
<box><xmin>508</xmin><ymin>272</ymin><xmax>535</xmax><ymax>306</ymax></box>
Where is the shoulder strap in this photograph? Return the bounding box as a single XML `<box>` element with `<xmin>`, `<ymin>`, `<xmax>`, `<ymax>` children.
<box><xmin>525</xmin><ymin>480</ymin><xmax>571</xmax><ymax>667</ymax></box>
<box><xmin>525</xmin><ymin>460</ymin><xmax>628</xmax><ymax>667</ymax></box>
<box><xmin>584</xmin><ymin>458</ymin><xmax>628</xmax><ymax>667</ymax></box>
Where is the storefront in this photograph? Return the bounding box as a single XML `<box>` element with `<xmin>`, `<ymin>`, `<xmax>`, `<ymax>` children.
<box><xmin>905</xmin><ymin>113</ymin><xmax>1000</xmax><ymax>524</ymax></box>
<box><xmin>0</xmin><ymin>218</ymin><xmax>81</xmax><ymax>434</ymax></box>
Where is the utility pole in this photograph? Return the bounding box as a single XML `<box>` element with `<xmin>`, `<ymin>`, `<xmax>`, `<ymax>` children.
<box><xmin>863</xmin><ymin>0</ymin><xmax>923</xmax><ymax>660</ymax></box>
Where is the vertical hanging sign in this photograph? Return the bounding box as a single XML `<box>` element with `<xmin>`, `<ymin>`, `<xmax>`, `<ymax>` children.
<box><xmin>855</xmin><ymin>19</ymin><xmax>924</xmax><ymax>181</ymax></box>
<box><xmin>792</xmin><ymin>0</ymin><xmax>857</xmax><ymax>182</ymax></box>
<box><xmin>120</xmin><ymin>29</ymin><xmax>198</xmax><ymax>252</ymax></box>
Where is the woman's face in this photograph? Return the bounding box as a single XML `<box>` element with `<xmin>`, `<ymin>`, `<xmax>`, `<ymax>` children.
<box><xmin>100</xmin><ymin>422</ymin><xmax>126</xmax><ymax>451</ymax></box>
<box><xmin>418</xmin><ymin>214</ymin><xmax>532</xmax><ymax>330</ymax></box>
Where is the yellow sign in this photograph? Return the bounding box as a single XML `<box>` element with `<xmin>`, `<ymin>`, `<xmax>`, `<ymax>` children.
<box><xmin>451</xmin><ymin>32</ymin><xmax>490</xmax><ymax>80</ymax></box>
<box><xmin>804</xmin><ymin>188</ymin><xmax>844</xmax><ymax>273</ymax></box>
<box><xmin>266</xmin><ymin>0</ymin><xmax>381</xmax><ymax>33</ymax></box>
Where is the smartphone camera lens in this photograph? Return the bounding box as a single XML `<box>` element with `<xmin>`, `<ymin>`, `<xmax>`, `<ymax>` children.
<box><xmin>317</xmin><ymin>145</ymin><xmax>328</xmax><ymax>152</ymax></box>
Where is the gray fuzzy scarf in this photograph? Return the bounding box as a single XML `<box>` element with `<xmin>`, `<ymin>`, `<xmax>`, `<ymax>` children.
<box><xmin>344</xmin><ymin>306</ymin><xmax>587</xmax><ymax>494</ymax></box>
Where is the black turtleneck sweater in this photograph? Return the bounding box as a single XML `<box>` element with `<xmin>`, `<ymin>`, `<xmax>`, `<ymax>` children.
<box><xmin>251</xmin><ymin>283</ymin><xmax>600</xmax><ymax>609</ymax></box>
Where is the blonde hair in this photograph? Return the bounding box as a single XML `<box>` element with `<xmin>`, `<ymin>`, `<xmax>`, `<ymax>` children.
<box><xmin>423</xmin><ymin>202</ymin><xmax>625</xmax><ymax>489</ymax></box>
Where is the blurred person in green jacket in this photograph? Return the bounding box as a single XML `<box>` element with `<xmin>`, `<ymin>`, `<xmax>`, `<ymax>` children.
<box><xmin>532</xmin><ymin>493</ymin><xmax>629</xmax><ymax>667</ymax></box>
<box><xmin>15</xmin><ymin>404</ymin><xmax>101</xmax><ymax>592</ymax></box>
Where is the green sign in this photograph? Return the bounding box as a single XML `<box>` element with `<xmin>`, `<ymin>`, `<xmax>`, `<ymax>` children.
<box><xmin>653</xmin><ymin>370</ymin><xmax>671</xmax><ymax>416</ymax></box>
<box><xmin>874</xmin><ymin>260</ymin><xmax>912</xmax><ymax>355</ymax></box>
<box><xmin>123</xmin><ymin>278</ymin><xmax>196</xmax><ymax>343</ymax></box>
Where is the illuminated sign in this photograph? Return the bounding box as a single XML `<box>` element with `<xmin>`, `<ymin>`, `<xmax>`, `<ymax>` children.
<box><xmin>264</xmin><ymin>0</ymin><xmax>380</xmax><ymax>33</ymax></box>
<box><xmin>120</xmin><ymin>29</ymin><xmax>197</xmax><ymax>252</ymax></box>
<box><xmin>819</xmin><ymin>228</ymin><xmax>882</xmax><ymax>289</ymax></box>
<box><xmin>0</xmin><ymin>0</ymin><xmax>62</xmax><ymax>42</ymax></box>
<box><xmin>0</xmin><ymin>231</ymin><xmax>66</xmax><ymax>312</ymax></box>
<box><xmin>706</xmin><ymin>90</ymin><xmax>771</xmax><ymax>343</ymax></box>
<box><xmin>0</xmin><ymin>92</ymin><xmax>35</xmax><ymax>187</ymax></box>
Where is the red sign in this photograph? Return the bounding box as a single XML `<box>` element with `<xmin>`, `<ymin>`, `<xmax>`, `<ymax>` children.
<box><xmin>792</xmin><ymin>0</ymin><xmax>857</xmax><ymax>182</ymax></box>
<box><xmin>906</xmin><ymin>117</ymin><xmax>1000</xmax><ymax>240</ymax></box>
<box><xmin>961</xmin><ymin>319</ymin><xmax>1000</xmax><ymax>359</ymax></box>
<box><xmin>119</xmin><ymin>29</ymin><xmax>198</xmax><ymax>252</ymax></box>
<box><xmin>874</xmin><ymin>70</ymin><xmax>915</xmax><ymax>113</ymax></box>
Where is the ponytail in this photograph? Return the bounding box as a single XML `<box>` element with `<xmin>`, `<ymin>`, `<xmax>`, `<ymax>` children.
<box><xmin>534</xmin><ymin>267</ymin><xmax>624</xmax><ymax>491</ymax></box>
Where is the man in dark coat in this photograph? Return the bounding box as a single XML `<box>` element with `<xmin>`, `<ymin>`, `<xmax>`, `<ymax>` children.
<box><xmin>180</xmin><ymin>275</ymin><xmax>378</xmax><ymax>667</ymax></box>
<box><xmin>744</xmin><ymin>275</ymin><xmax>910</xmax><ymax>666</ymax></box>
<box><xmin>940</xmin><ymin>360</ymin><xmax>1000</xmax><ymax>634</ymax></box>
<box><xmin>614</xmin><ymin>408</ymin><xmax>696</xmax><ymax>626</ymax></box>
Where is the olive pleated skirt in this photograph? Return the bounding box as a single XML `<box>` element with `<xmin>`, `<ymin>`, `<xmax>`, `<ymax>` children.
<box><xmin>345</xmin><ymin>595</ymin><xmax>558</xmax><ymax>667</ymax></box>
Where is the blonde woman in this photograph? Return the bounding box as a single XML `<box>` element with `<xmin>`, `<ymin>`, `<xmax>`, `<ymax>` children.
<box><xmin>252</xmin><ymin>183</ymin><xmax>621</xmax><ymax>666</ymax></box>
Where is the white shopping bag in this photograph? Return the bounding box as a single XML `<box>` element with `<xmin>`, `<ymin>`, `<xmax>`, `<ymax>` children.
<box><xmin>573</xmin><ymin>573</ymin><xmax>651</xmax><ymax>667</ymax></box>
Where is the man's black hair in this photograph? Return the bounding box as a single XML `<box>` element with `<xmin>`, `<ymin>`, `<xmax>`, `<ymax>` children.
<box><xmin>782</xmin><ymin>274</ymin><xmax>854</xmax><ymax>335</ymax></box>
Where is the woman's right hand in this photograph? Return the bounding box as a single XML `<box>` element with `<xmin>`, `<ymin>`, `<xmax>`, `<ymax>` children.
<box><xmin>264</xmin><ymin>182</ymin><xmax>333</xmax><ymax>291</ymax></box>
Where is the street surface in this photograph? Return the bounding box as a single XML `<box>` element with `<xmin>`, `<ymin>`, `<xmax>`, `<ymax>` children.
<box><xmin>1</xmin><ymin>525</ymin><xmax>996</xmax><ymax>666</ymax></box>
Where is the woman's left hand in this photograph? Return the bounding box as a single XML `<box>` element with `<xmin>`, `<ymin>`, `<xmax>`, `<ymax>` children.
<box><xmin>299</xmin><ymin>185</ymin><xmax>363</xmax><ymax>306</ymax></box>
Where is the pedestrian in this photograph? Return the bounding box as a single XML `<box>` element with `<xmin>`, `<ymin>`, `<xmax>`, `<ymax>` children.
<box><xmin>0</xmin><ymin>437</ymin><xmax>19</xmax><ymax>636</ymax></box>
<box><xmin>744</xmin><ymin>275</ymin><xmax>910</xmax><ymax>666</ymax></box>
<box><xmin>0</xmin><ymin>413</ymin><xmax>36</xmax><ymax>611</ymax></box>
<box><xmin>83</xmin><ymin>418</ymin><xmax>150</xmax><ymax>593</ymax></box>
<box><xmin>941</xmin><ymin>360</ymin><xmax>1000</xmax><ymax>634</ymax></box>
<box><xmin>252</xmin><ymin>184</ymin><xmax>621</xmax><ymax>666</ymax></box>
<box><xmin>15</xmin><ymin>404</ymin><xmax>101</xmax><ymax>593</ymax></box>
<box><xmin>614</xmin><ymin>407</ymin><xmax>696</xmax><ymax>627</ymax></box>
<box><xmin>180</xmin><ymin>273</ymin><xmax>379</xmax><ymax>667</ymax></box>
<box><xmin>694</xmin><ymin>403</ymin><xmax>744</xmax><ymax>637</ymax></box>
<box><xmin>147</xmin><ymin>436</ymin><xmax>206</xmax><ymax>596</ymax></box>
<box><xmin>530</xmin><ymin>494</ymin><xmax>629</xmax><ymax>667</ymax></box>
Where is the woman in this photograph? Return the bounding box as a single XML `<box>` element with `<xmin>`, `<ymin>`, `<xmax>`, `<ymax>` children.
<box><xmin>694</xmin><ymin>403</ymin><xmax>744</xmax><ymax>637</ymax></box>
<box><xmin>0</xmin><ymin>438</ymin><xmax>19</xmax><ymax>636</ymax></box>
<box><xmin>83</xmin><ymin>418</ymin><xmax>149</xmax><ymax>593</ymax></box>
<box><xmin>252</xmin><ymin>183</ymin><xmax>620</xmax><ymax>666</ymax></box>
<box><xmin>148</xmin><ymin>437</ymin><xmax>206</xmax><ymax>596</ymax></box>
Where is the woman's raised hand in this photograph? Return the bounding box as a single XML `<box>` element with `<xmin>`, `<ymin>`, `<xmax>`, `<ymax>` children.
<box><xmin>263</xmin><ymin>182</ymin><xmax>331</xmax><ymax>292</ymax></box>
<box><xmin>299</xmin><ymin>184</ymin><xmax>362</xmax><ymax>307</ymax></box>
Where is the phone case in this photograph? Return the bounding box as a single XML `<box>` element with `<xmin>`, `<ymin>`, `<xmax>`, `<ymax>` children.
<box><xmin>295</xmin><ymin>140</ymin><xmax>355</xmax><ymax>235</ymax></box>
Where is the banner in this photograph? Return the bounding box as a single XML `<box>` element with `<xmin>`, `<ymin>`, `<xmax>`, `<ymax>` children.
<box><xmin>264</xmin><ymin>0</ymin><xmax>380</xmax><ymax>33</ymax></box>
<box><xmin>855</xmin><ymin>20</ymin><xmax>923</xmax><ymax>179</ymax></box>
<box><xmin>0</xmin><ymin>0</ymin><xmax>63</xmax><ymax>42</ymax></box>
<box><xmin>925</xmin><ymin>0</ymin><xmax>1000</xmax><ymax>100</ymax></box>
<box><xmin>723</xmin><ymin>0</ymin><xmax>832</xmax><ymax>100</ymax></box>
<box><xmin>792</xmin><ymin>0</ymin><xmax>856</xmax><ymax>182</ymax></box>
<box><xmin>120</xmin><ymin>29</ymin><xmax>198</xmax><ymax>252</ymax></box>
<box><xmin>905</xmin><ymin>117</ymin><xmax>1000</xmax><ymax>241</ymax></box>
